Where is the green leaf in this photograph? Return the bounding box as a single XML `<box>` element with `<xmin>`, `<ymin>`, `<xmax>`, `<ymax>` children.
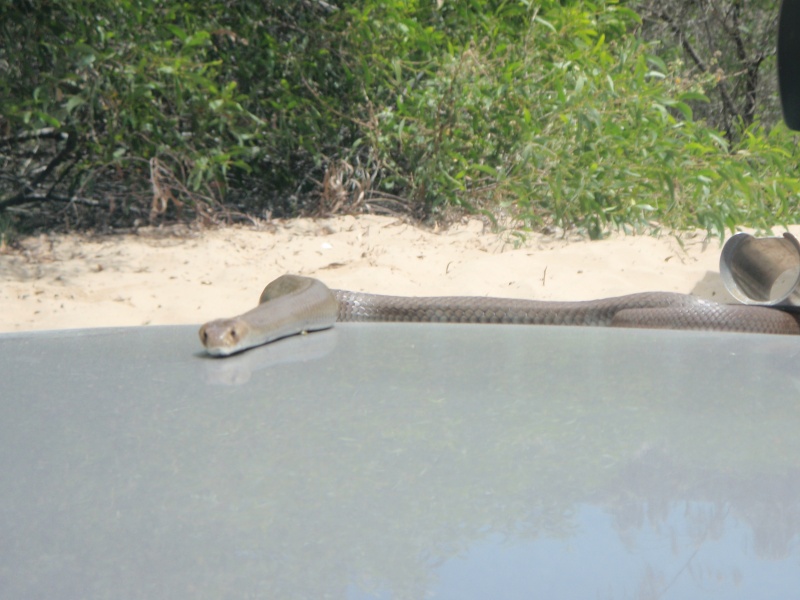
<box><xmin>645</xmin><ymin>54</ymin><xmax>667</xmax><ymax>73</ymax></box>
<box><xmin>65</xmin><ymin>95</ymin><xmax>85</xmax><ymax>114</ymax></box>
<box><xmin>671</xmin><ymin>101</ymin><xmax>693</xmax><ymax>120</ymax></box>
<box><xmin>184</xmin><ymin>31</ymin><xmax>211</xmax><ymax>49</ymax></box>
<box><xmin>470</xmin><ymin>164</ymin><xmax>499</xmax><ymax>177</ymax></box>
<box><xmin>166</xmin><ymin>25</ymin><xmax>187</xmax><ymax>42</ymax></box>
<box><xmin>677</xmin><ymin>91</ymin><xmax>709</xmax><ymax>103</ymax></box>
<box><xmin>533</xmin><ymin>16</ymin><xmax>556</xmax><ymax>33</ymax></box>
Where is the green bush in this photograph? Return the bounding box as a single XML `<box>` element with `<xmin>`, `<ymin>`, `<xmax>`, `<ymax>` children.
<box><xmin>0</xmin><ymin>0</ymin><xmax>798</xmax><ymax>236</ymax></box>
<box><xmin>342</xmin><ymin>0</ymin><xmax>800</xmax><ymax>237</ymax></box>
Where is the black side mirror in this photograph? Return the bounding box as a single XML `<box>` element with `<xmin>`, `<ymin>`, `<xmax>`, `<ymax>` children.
<box><xmin>779</xmin><ymin>0</ymin><xmax>800</xmax><ymax>129</ymax></box>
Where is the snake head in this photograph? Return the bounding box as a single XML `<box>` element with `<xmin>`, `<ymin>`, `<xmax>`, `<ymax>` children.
<box><xmin>199</xmin><ymin>318</ymin><xmax>251</xmax><ymax>357</ymax></box>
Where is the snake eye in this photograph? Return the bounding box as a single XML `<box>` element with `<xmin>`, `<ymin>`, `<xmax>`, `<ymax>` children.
<box><xmin>230</xmin><ymin>327</ymin><xmax>238</xmax><ymax>341</ymax></box>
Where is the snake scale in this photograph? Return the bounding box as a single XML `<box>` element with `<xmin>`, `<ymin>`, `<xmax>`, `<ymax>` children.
<box><xmin>199</xmin><ymin>274</ymin><xmax>800</xmax><ymax>356</ymax></box>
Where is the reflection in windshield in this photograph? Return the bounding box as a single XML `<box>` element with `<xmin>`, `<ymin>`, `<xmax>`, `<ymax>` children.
<box><xmin>416</xmin><ymin>501</ymin><xmax>796</xmax><ymax>600</ymax></box>
<box><xmin>2</xmin><ymin>324</ymin><xmax>800</xmax><ymax>598</ymax></box>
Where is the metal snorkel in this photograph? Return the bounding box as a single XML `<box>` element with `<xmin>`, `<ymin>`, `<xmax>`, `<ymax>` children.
<box><xmin>720</xmin><ymin>232</ymin><xmax>800</xmax><ymax>306</ymax></box>
<box><xmin>717</xmin><ymin>3</ymin><xmax>800</xmax><ymax>307</ymax></box>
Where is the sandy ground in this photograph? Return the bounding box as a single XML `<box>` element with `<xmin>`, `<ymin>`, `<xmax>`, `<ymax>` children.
<box><xmin>2</xmin><ymin>215</ymin><xmax>796</xmax><ymax>333</ymax></box>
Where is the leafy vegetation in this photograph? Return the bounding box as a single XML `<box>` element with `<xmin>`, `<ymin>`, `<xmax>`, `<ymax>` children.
<box><xmin>0</xmin><ymin>0</ymin><xmax>798</xmax><ymax>239</ymax></box>
<box><xmin>636</xmin><ymin>0</ymin><xmax>781</xmax><ymax>138</ymax></box>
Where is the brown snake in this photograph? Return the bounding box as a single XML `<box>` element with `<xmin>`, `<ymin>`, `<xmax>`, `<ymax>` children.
<box><xmin>199</xmin><ymin>274</ymin><xmax>800</xmax><ymax>356</ymax></box>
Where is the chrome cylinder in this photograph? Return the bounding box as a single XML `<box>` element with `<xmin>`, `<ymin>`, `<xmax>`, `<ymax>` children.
<box><xmin>719</xmin><ymin>232</ymin><xmax>800</xmax><ymax>306</ymax></box>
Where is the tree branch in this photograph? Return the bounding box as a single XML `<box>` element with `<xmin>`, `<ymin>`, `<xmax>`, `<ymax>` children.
<box><xmin>26</xmin><ymin>130</ymin><xmax>77</xmax><ymax>191</ymax></box>
<box><xmin>0</xmin><ymin>192</ymin><xmax>103</xmax><ymax>210</ymax></box>
<box><xmin>650</xmin><ymin>8</ymin><xmax>740</xmax><ymax>134</ymax></box>
<box><xmin>0</xmin><ymin>128</ymin><xmax>68</xmax><ymax>148</ymax></box>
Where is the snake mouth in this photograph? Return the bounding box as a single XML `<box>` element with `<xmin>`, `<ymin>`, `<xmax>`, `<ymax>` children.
<box><xmin>199</xmin><ymin>318</ymin><xmax>252</xmax><ymax>357</ymax></box>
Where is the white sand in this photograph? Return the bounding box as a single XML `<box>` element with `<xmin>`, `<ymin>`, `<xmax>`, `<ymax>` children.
<box><xmin>2</xmin><ymin>215</ymin><xmax>795</xmax><ymax>332</ymax></box>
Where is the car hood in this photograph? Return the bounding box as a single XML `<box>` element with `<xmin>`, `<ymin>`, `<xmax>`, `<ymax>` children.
<box><xmin>2</xmin><ymin>323</ymin><xmax>800</xmax><ymax>598</ymax></box>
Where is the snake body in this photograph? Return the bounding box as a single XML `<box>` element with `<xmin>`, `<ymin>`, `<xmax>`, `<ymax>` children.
<box><xmin>199</xmin><ymin>274</ymin><xmax>800</xmax><ymax>356</ymax></box>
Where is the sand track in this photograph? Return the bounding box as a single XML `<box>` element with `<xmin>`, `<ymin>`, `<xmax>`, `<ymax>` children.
<box><xmin>2</xmin><ymin>215</ymin><xmax>782</xmax><ymax>332</ymax></box>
